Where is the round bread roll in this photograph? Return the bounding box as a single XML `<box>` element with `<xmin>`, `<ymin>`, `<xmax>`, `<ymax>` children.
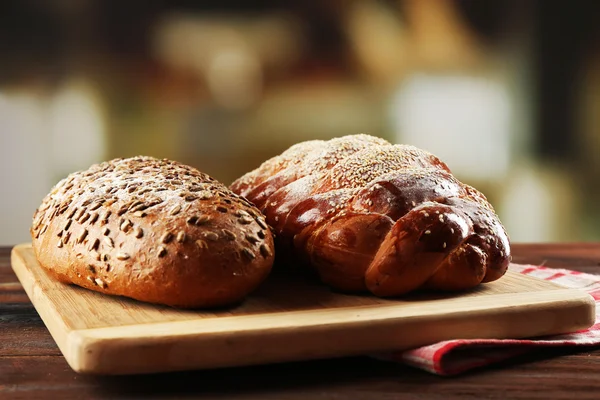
<box><xmin>30</xmin><ymin>156</ymin><xmax>275</xmax><ymax>308</ymax></box>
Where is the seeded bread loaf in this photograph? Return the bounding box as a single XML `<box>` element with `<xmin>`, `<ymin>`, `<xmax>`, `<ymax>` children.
<box><xmin>231</xmin><ymin>134</ymin><xmax>511</xmax><ymax>297</ymax></box>
<box><xmin>30</xmin><ymin>156</ymin><xmax>275</xmax><ymax>308</ymax></box>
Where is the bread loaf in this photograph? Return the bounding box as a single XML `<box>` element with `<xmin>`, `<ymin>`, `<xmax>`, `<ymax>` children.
<box><xmin>30</xmin><ymin>156</ymin><xmax>275</xmax><ymax>308</ymax></box>
<box><xmin>230</xmin><ymin>134</ymin><xmax>511</xmax><ymax>296</ymax></box>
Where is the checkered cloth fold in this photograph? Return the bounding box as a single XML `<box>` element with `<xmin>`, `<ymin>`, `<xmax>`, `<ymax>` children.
<box><xmin>378</xmin><ymin>264</ymin><xmax>600</xmax><ymax>375</ymax></box>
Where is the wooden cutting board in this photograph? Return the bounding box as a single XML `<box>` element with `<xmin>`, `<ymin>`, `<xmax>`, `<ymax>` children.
<box><xmin>11</xmin><ymin>243</ymin><xmax>595</xmax><ymax>375</ymax></box>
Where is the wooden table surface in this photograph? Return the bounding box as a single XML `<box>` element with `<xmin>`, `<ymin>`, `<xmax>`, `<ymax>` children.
<box><xmin>2</xmin><ymin>243</ymin><xmax>600</xmax><ymax>399</ymax></box>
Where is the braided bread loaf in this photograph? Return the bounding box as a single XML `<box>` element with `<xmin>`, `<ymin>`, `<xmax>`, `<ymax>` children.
<box><xmin>230</xmin><ymin>134</ymin><xmax>510</xmax><ymax>297</ymax></box>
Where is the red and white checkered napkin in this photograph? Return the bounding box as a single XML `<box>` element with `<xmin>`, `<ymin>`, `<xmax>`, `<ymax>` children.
<box><xmin>376</xmin><ymin>264</ymin><xmax>600</xmax><ymax>376</ymax></box>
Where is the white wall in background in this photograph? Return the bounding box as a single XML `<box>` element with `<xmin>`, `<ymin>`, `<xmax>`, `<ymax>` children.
<box><xmin>0</xmin><ymin>80</ymin><xmax>106</xmax><ymax>246</ymax></box>
<box><xmin>389</xmin><ymin>73</ymin><xmax>512</xmax><ymax>181</ymax></box>
<box><xmin>389</xmin><ymin>72</ymin><xmax>578</xmax><ymax>242</ymax></box>
<box><xmin>49</xmin><ymin>83</ymin><xmax>106</xmax><ymax>180</ymax></box>
<box><xmin>0</xmin><ymin>93</ymin><xmax>53</xmax><ymax>245</ymax></box>
<box><xmin>498</xmin><ymin>163</ymin><xmax>580</xmax><ymax>243</ymax></box>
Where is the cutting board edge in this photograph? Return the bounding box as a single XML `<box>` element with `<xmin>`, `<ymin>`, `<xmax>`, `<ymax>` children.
<box><xmin>11</xmin><ymin>242</ymin><xmax>596</xmax><ymax>375</ymax></box>
<box><xmin>70</xmin><ymin>287</ymin><xmax>595</xmax><ymax>337</ymax></box>
<box><xmin>11</xmin><ymin>244</ymin><xmax>78</xmax><ymax>371</ymax></box>
<box><xmin>65</xmin><ymin>289</ymin><xmax>594</xmax><ymax>375</ymax></box>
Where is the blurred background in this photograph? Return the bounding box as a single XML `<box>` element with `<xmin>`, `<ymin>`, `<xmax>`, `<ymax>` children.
<box><xmin>0</xmin><ymin>0</ymin><xmax>598</xmax><ymax>245</ymax></box>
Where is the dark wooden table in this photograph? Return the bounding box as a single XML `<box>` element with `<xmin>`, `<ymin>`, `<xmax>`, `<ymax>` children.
<box><xmin>2</xmin><ymin>243</ymin><xmax>600</xmax><ymax>399</ymax></box>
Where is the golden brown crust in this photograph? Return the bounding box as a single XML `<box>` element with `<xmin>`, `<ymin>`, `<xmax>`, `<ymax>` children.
<box><xmin>230</xmin><ymin>134</ymin><xmax>510</xmax><ymax>297</ymax></box>
<box><xmin>30</xmin><ymin>156</ymin><xmax>275</xmax><ymax>308</ymax></box>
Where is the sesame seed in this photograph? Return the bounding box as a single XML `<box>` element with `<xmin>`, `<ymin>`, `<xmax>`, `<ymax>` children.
<box><xmin>127</xmin><ymin>200</ymin><xmax>143</xmax><ymax>211</ymax></box>
<box><xmin>256</xmin><ymin>218</ymin><xmax>268</xmax><ymax>230</ymax></box>
<box><xmin>424</xmin><ymin>230</ymin><xmax>431</xmax><ymax>235</ymax></box>
<box><xmin>176</xmin><ymin>231</ymin><xmax>186</xmax><ymax>243</ymax></box>
<box><xmin>116</xmin><ymin>253</ymin><xmax>130</xmax><ymax>260</ymax></box>
<box><xmin>238</xmin><ymin>216</ymin><xmax>253</xmax><ymax>225</ymax></box>
<box><xmin>161</xmin><ymin>232</ymin><xmax>174</xmax><ymax>244</ymax></box>
<box><xmin>196</xmin><ymin>215</ymin><xmax>211</xmax><ymax>225</ymax></box>
<box><xmin>120</xmin><ymin>219</ymin><xmax>132</xmax><ymax>232</ymax></box>
<box><xmin>89</xmin><ymin>201</ymin><xmax>102</xmax><ymax>211</ymax></box>
<box><xmin>236</xmin><ymin>210</ymin><xmax>250</xmax><ymax>218</ymax></box>
<box><xmin>259</xmin><ymin>244</ymin><xmax>272</xmax><ymax>258</ymax></box>
<box><xmin>198</xmin><ymin>191</ymin><xmax>213</xmax><ymax>200</ymax></box>
<box><xmin>169</xmin><ymin>205</ymin><xmax>181</xmax><ymax>216</ymax></box>
<box><xmin>73</xmin><ymin>208</ymin><xmax>85</xmax><ymax>221</ymax></box>
<box><xmin>157</xmin><ymin>246</ymin><xmax>167</xmax><ymax>258</ymax></box>
<box><xmin>203</xmin><ymin>231</ymin><xmax>219</xmax><ymax>241</ymax></box>
<box><xmin>130</xmin><ymin>203</ymin><xmax>149</xmax><ymax>212</ymax></box>
<box><xmin>89</xmin><ymin>213</ymin><xmax>99</xmax><ymax>224</ymax></box>
<box><xmin>195</xmin><ymin>240</ymin><xmax>208</xmax><ymax>250</ymax></box>
<box><xmin>242</xmin><ymin>248</ymin><xmax>256</xmax><ymax>260</ymax></box>
<box><xmin>77</xmin><ymin>229</ymin><xmax>88</xmax><ymax>244</ymax></box>
<box><xmin>245</xmin><ymin>233</ymin><xmax>259</xmax><ymax>244</ymax></box>
<box><xmin>67</xmin><ymin>208</ymin><xmax>78</xmax><ymax>219</ymax></box>
<box><xmin>89</xmin><ymin>238</ymin><xmax>100</xmax><ymax>251</ymax></box>
<box><xmin>134</xmin><ymin>227</ymin><xmax>143</xmax><ymax>238</ymax></box>
<box><xmin>222</xmin><ymin>229</ymin><xmax>236</xmax><ymax>240</ymax></box>
<box><xmin>100</xmin><ymin>212</ymin><xmax>110</xmax><ymax>226</ymax></box>
<box><xmin>103</xmin><ymin>236</ymin><xmax>114</xmax><ymax>248</ymax></box>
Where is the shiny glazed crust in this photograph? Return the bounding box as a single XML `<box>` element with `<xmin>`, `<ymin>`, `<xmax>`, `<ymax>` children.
<box><xmin>30</xmin><ymin>156</ymin><xmax>275</xmax><ymax>308</ymax></box>
<box><xmin>230</xmin><ymin>134</ymin><xmax>510</xmax><ymax>296</ymax></box>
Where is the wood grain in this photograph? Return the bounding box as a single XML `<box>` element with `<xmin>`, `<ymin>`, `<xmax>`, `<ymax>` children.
<box><xmin>12</xmin><ymin>243</ymin><xmax>592</xmax><ymax>330</ymax></box>
<box><xmin>10</xmin><ymin>243</ymin><xmax>596</xmax><ymax>375</ymax></box>
<box><xmin>3</xmin><ymin>243</ymin><xmax>600</xmax><ymax>399</ymax></box>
